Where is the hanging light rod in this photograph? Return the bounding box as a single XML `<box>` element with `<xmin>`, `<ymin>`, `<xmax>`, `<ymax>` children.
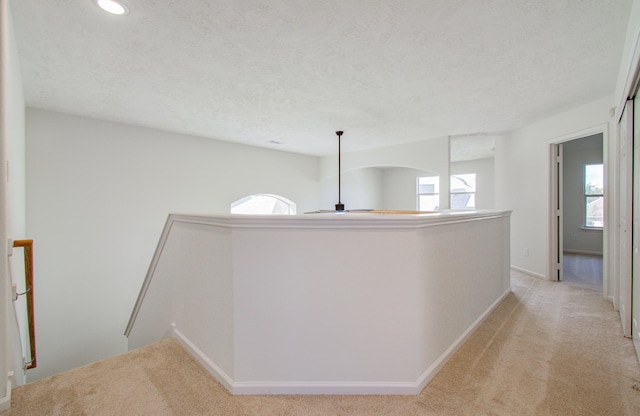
<box><xmin>335</xmin><ymin>131</ymin><xmax>345</xmax><ymax>212</ymax></box>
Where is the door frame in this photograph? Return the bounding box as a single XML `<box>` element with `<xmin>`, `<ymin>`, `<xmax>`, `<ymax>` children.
<box><xmin>633</xmin><ymin>95</ymin><xmax>640</xmax><ymax>353</ymax></box>
<box><xmin>549</xmin><ymin>142</ymin><xmax>563</xmax><ymax>282</ymax></box>
<box><xmin>548</xmin><ymin>124</ymin><xmax>609</xmax><ymax>298</ymax></box>
<box><xmin>619</xmin><ymin>99</ymin><xmax>634</xmax><ymax>338</ymax></box>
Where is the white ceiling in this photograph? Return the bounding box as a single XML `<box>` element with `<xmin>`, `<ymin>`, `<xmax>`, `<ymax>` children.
<box><xmin>10</xmin><ymin>0</ymin><xmax>632</xmax><ymax>156</ymax></box>
<box><xmin>450</xmin><ymin>134</ymin><xmax>496</xmax><ymax>162</ymax></box>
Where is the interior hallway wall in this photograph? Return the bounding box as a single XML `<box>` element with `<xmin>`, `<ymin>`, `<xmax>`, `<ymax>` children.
<box><xmin>495</xmin><ymin>96</ymin><xmax>613</xmax><ymax>280</ymax></box>
<box><xmin>381</xmin><ymin>167</ymin><xmax>435</xmax><ymax>210</ymax></box>
<box><xmin>320</xmin><ymin>166</ymin><xmax>443</xmax><ymax>212</ymax></box>
<box><xmin>319</xmin><ymin>136</ymin><xmax>450</xmax><ymax>211</ymax></box>
<box><xmin>451</xmin><ymin>157</ymin><xmax>495</xmax><ymax>209</ymax></box>
<box><xmin>25</xmin><ymin>108</ymin><xmax>320</xmax><ymax>381</ymax></box>
<box><xmin>320</xmin><ymin>167</ymin><xmax>384</xmax><ymax>211</ymax></box>
<box><xmin>562</xmin><ymin>134</ymin><xmax>603</xmax><ymax>255</ymax></box>
<box><xmin>1</xmin><ymin>0</ymin><xmax>28</xmax><ymax>406</ymax></box>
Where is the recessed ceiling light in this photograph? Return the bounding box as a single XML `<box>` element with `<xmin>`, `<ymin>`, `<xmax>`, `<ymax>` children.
<box><xmin>95</xmin><ymin>0</ymin><xmax>129</xmax><ymax>15</ymax></box>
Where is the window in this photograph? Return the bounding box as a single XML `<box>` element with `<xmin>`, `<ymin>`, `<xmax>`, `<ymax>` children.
<box><xmin>584</xmin><ymin>164</ymin><xmax>604</xmax><ymax>228</ymax></box>
<box><xmin>417</xmin><ymin>176</ymin><xmax>439</xmax><ymax>211</ymax></box>
<box><xmin>231</xmin><ymin>194</ymin><xmax>296</xmax><ymax>215</ymax></box>
<box><xmin>450</xmin><ymin>173</ymin><xmax>476</xmax><ymax>209</ymax></box>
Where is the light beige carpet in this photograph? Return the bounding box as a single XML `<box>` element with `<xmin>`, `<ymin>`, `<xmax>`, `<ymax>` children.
<box><xmin>4</xmin><ymin>271</ymin><xmax>640</xmax><ymax>415</ymax></box>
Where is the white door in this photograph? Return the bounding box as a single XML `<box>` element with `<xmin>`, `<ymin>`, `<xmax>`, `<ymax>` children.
<box><xmin>619</xmin><ymin>99</ymin><xmax>633</xmax><ymax>338</ymax></box>
<box><xmin>550</xmin><ymin>143</ymin><xmax>563</xmax><ymax>281</ymax></box>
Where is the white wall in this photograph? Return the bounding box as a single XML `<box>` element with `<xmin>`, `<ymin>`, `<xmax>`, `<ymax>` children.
<box><xmin>495</xmin><ymin>96</ymin><xmax>614</xmax><ymax>279</ymax></box>
<box><xmin>319</xmin><ymin>136</ymin><xmax>450</xmax><ymax>211</ymax></box>
<box><xmin>451</xmin><ymin>157</ymin><xmax>495</xmax><ymax>209</ymax></box>
<box><xmin>320</xmin><ymin>167</ymin><xmax>383</xmax><ymax>211</ymax></box>
<box><xmin>321</xmin><ymin>166</ymin><xmax>445</xmax><ymax>212</ymax></box>
<box><xmin>4</xmin><ymin>0</ymin><xmax>26</xmax><ymax>386</ymax></box>
<box><xmin>562</xmin><ymin>134</ymin><xmax>603</xmax><ymax>255</ymax></box>
<box><xmin>320</xmin><ymin>136</ymin><xmax>449</xmax><ymax>179</ymax></box>
<box><xmin>25</xmin><ymin>109</ymin><xmax>320</xmax><ymax>380</ymax></box>
<box><xmin>319</xmin><ymin>141</ymin><xmax>494</xmax><ymax>212</ymax></box>
<box><xmin>381</xmin><ymin>167</ymin><xmax>436</xmax><ymax>210</ymax></box>
<box><xmin>615</xmin><ymin>0</ymin><xmax>640</xmax><ymax>117</ymax></box>
<box><xmin>1</xmin><ymin>0</ymin><xmax>27</xmax><ymax>408</ymax></box>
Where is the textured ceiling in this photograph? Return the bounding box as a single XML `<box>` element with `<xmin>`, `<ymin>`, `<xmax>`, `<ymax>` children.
<box><xmin>10</xmin><ymin>0</ymin><xmax>632</xmax><ymax>156</ymax></box>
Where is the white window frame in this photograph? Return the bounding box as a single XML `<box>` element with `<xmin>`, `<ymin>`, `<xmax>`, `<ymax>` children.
<box><xmin>450</xmin><ymin>173</ymin><xmax>476</xmax><ymax>210</ymax></box>
<box><xmin>231</xmin><ymin>194</ymin><xmax>297</xmax><ymax>215</ymax></box>
<box><xmin>584</xmin><ymin>164</ymin><xmax>603</xmax><ymax>229</ymax></box>
<box><xmin>417</xmin><ymin>176</ymin><xmax>440</xmax><ymax>211</ymax></box>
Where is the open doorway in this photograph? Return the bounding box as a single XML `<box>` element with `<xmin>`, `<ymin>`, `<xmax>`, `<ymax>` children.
<box><xmin>549</xmin><ymin>129</ymin><xmax>606</xmax><ymax>294</ymax></box>
<box><xmin>560</xmin><ymin>135</ymin><xmax>604</xmax><ymax>292</ymax></box>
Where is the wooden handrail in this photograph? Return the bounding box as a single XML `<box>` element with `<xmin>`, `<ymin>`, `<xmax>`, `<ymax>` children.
<box><xmin>13</xmin><ymin>239</ymin><xmax>36</xmax><ymax>369</ymax></box>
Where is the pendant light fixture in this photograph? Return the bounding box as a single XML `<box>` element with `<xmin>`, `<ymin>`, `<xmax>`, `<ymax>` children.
<box><xmin>335</xmin><ymin>131</ymin><xmax>345</xmax><ymax>212</ymax></box>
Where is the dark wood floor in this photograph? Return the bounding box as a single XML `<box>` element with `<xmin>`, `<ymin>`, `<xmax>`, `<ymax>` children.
<box><xmin>562</xmin><ymin>252</ymin><xmax>603</xmax><ymax>291</ymax></box>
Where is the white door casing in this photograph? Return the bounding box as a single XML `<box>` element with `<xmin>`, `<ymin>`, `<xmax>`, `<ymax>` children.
<box><xmin>632</xmin><ymin>95</ymin><xmax>640</xmax><ymax>356</ymax></box>
<box><xmin>619</xmin><ymin>99</ymin><xmax>633</xmax><ymax>338</ymax></box>
<box><xmin>549</xmin><ymin>143</ymin><xmax>563</xmax><ymax>282</ymax></box>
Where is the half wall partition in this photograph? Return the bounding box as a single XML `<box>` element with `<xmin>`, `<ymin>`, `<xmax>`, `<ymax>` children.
<box><xmin>126</xmin><ymin>210</ymin><xmax>511</xmax><ymax>395</ymax></box>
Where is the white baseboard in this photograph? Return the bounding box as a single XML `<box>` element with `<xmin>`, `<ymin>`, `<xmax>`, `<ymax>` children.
<box><xmin>0</xmin><ymin>371</ymin><xmax>14</xmax><ymax>411</ymax></box>
<box><xmin>562</xmin><ymin>249</ymin><xmax>603</xmax><ymax>256</ymax></box>
<box><xmin>231</xmin><ymin>380</ymin><xmax>419</xmax><ymax>395</ymax></box>
<box><xmin>170</xmin><ymin>325</ymin><xmax>235</xmax><ymax>393</ymax></box>
<box><xmin>511</xmin><ymin>265</ymin><xmax>547</xmax><ymax>280</ymax></box>
<box><xmin>171</xmin><ymin>287</ymin><xmax>512</xmax><ymax>395</ymax></box>
<box><xmin>413</xmin><ymin>287</ymin><xmax>511</xmax><ymax>393</ymax></box>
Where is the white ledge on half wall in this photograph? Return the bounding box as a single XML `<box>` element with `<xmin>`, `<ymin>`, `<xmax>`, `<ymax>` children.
<box><xmin>167</xmin><ymin>209</ymin><xmax>510</xmax><ymax>229</ymax></box>
<box><xmin>126</xmin><ymin>210</ymin><xmax>512</xmax><ymax>395</ymax></box>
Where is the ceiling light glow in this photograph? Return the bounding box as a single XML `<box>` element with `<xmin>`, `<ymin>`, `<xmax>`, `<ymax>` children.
<box><xmin>96</xmin><ymin>0</ymin><xmax>128</xmax><ymax>15</ymax></box>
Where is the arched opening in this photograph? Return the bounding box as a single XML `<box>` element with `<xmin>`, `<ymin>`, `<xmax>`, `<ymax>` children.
<box><xmin>230</xmin><ymin>194</ymin><xmax>297</xmax><ymax>215</ymax></box>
